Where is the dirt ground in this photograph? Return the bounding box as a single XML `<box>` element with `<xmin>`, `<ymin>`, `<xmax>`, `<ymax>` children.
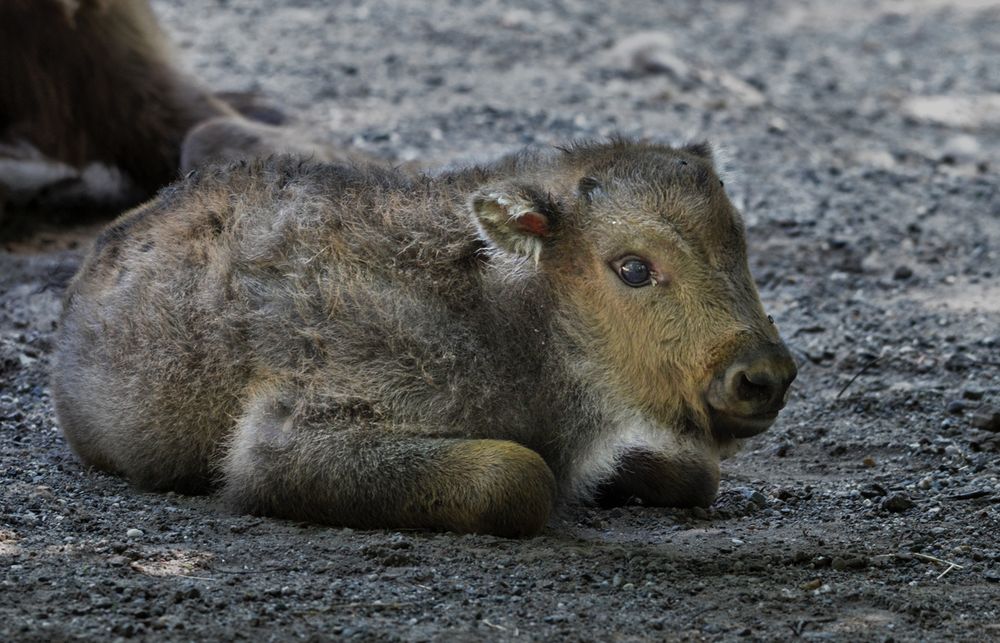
<box><xmin>2</xmin><ymin>0</ymin><xmax>1000</xmax><ymax>640</ymax></box>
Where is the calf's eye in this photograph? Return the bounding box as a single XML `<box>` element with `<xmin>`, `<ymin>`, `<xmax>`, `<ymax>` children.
<box><xmin>618</xmin><ymin>258</ymin><xmax>652</xmax><ymax>287</ymax></box>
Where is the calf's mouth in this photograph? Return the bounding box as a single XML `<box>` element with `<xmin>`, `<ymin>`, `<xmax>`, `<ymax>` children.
<box><xmin>708</xmin><ymin>407</ymin><xmax>780</xmax><ymax>439</ymax></box>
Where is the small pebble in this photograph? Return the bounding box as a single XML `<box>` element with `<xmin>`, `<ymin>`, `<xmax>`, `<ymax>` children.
<box><xmin>801</xmin><ymin>578</ymin><xmax>822</xmax><ymax>591</ymax></box>
<box><xmin>893</xmin><ymin>265</ymin><xmax>913</xmax><ymax>280</ymax></box>
<box><xmin>126</xmin><ymin>528</ymin><xmax>144</xmax><ymax>539</ymax></box>
<box><xmin>831</xmin><ymin>556</ymin><xmax>869</xmax><ymax>571</ymax></box>
<box><xmin>882</xmin><ymin>493</ymin><xmax>915</xmax><ymax>513</ymax></box>
<box><xmin>971</xmin><ymin>406</ymin><xmax>1000</xmax><ymax>432</ymax></box>
<box><xmin>860</xmin><ymin>483</ymin><xmax>887</xmax><ymax>498</ymax></box>
<box><xmin>946</xmin><ymin>400</ymin><xmax>965</xmax><ymax>415</ymax></box>
<box><xmin>862</xmin><ymin>456</ymin><xmax>876</xmax><ymax>468</ymax></box>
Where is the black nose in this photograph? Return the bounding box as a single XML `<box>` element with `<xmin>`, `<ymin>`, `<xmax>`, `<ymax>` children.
<box><xmin>730</xmin><ymin>368</ymin><xmax>794</xmax><ymax>414</ymax></box>
<box><xmin>707</xmin><ymin>344</ymin><xmax>798</xmax><ymax>437</ymax></box>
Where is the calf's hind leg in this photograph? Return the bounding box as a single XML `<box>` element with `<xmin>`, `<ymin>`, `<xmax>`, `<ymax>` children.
<box><xmin>221</xmin><ymin>401</ymin><xmax>556</xmax><ymax>537</ymax></box>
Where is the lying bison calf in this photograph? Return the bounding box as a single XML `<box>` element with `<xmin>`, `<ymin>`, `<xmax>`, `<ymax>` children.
<box><xmin>53</xmin><ymin>139</ymin><xmax>796</xmax><ymax>537</ymax></box>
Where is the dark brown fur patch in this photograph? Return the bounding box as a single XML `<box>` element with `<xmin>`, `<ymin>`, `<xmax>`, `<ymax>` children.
<box><xmin>0</xmin><ymin>0</ymin><xmax>234</xmax><ymax>199</ymax></box>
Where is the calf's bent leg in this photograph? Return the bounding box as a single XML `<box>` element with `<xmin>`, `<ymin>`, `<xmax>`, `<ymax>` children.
<box><xmin>221</xmin><ymin>407</ymin><xmax>556</xmax><ymax>537</ymax></box>
<box><xmin>596</xmin><ymin>447</ymin><xmax>720</xmax><ymax>509</ymax></box>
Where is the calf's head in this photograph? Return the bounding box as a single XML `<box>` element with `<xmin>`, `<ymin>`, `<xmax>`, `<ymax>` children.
<box><xmin>471</xmin><ymin>140</ymin><xmax>796</xmax><ymax>444</ymax></box>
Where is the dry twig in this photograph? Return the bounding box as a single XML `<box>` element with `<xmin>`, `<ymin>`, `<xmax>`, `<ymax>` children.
<box><xmin>911</xmin><ymin>552</ymin><xmax>964</xmax><ymax>569</ymax></box>
<box><xmin>836</xmin><ymin>356</ymin><xmax>881</xmax><ymax>399</ymax></box>
<box><xmin>873</xmin><ymin>551</ymin><xmax>965</xmax><ymax>580</ymax></box>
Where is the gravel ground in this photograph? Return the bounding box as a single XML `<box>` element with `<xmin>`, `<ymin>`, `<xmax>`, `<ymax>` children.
<box><xmin>2</xmin><ymin>0</ymin><xmax>1000</xmax><ymax>640</ymax></box>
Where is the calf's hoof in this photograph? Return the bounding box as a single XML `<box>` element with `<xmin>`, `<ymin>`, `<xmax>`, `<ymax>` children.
<box><xmin>429</xmin><ymin>440</ymin><xmax>556</xmax><ymax>537</ymax></box>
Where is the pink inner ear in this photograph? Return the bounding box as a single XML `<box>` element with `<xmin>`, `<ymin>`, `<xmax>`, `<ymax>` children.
<box><xmin>515</xmin><ymin>212</ymin><xmax>549</xmax><ymax>237</ymax></box>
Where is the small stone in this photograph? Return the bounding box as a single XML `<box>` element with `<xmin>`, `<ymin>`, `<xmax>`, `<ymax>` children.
<box><xmin>944</xmin><ymin>353</ymin><xmax>973</xmax><ymax>372</ymax></box>
<box><xmin>126</xmin><ymin>528</ymin><xmax>144</xmax><ymax>539</ymax></box>
<box><xmin>882</xmin><ymin>493</ymin><xmax>915</xmax><ymax>513</ymax></box>
<box><xmin>946</xmin><ymin>400</ymin><xmax>966</xmax><ymax>415</ymax></box>
<box><xmin>971</xmin><ymin>406</ymin><xmax>1000</xmax><ymax>432</ymax></box>
<box><xmin>499</xmin><ymin>8</ymin><xmax>534</xmax><ymax>29</ymax></box>
<box><xmin>831</xmin><ymin>556</ymin><xmax>869</xmax><ymax>571</ymax></box>
<box><xmin>605</xmin><ymin>31</ymin><xmax>690</xmax><ymax>78</ymax></box>
<box><xmin>801</xmin><ymin>578</ymin><xmax>822</xmax><ymax>591</ymax></box>
<box><xmin>812</xmin><ymin>556</ymin><xmax>833</xmax><ymax>569</ymax></box>
<box><xmin>893</xmin><ymin>265</ymin><xmax>913</xmax><ymax>280</ymax></box>
<box><xmin>855</xmin><ymin>148</ymin><xmax>896</xmax><ymax>169</ymax></box>
<box><xmin>862</xmin><ymin>456</ymin><xmax>876</xmax><ymax>468</ymax></box>
<box><xmin>941</xmin><ymin>134</ymin><xmax>981</xmax><ymax>162</ymax></box>
<box><xmin>860</xmin><ymin>483</ymin><xmax>887</xmax><ymax>499</ymax></box>
<box><xmin>902</xmin><ymin>94</ymin><xmax>1000</xmax><ymax>129</ymax></box>
<box><xmin>962</xmin><ymin>388</ymin><xmax>985</xmax><ymax>401</ymax></box>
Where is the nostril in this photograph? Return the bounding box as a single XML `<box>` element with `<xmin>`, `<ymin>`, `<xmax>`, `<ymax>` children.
<box><xmin>734</xmin><ymin>371</ymin><xmax>775</xmax><ymax>404</ymax></box>
<box><xmin>713</xmin><ymin>350</ymin><xmax>797</xmax><ymax>419</ymax></box>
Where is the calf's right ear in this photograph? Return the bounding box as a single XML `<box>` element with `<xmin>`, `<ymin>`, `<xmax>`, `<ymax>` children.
<box><xmin>470</xmin><ymin>185</ymin><xmax>558</xmax><ymax>263</ymax></box>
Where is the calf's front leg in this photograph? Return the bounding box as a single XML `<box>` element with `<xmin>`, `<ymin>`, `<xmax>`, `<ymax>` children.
<box><xmin>595</xmin><ymin>447</ymin><xmax>720</xmax><ymax>509</ymax></box>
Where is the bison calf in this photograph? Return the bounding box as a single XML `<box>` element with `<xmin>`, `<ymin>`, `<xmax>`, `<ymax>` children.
<box><xmin>53</xmin><ymin>139</ymin><xmax>796</xmax><ymax>537</ymax></box>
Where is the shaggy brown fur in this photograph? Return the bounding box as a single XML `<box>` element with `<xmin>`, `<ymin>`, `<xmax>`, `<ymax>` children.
<box><xmin>52</xmin><ymin>139</ymin><xmax>796</xmax><ymax>537</ymax></box>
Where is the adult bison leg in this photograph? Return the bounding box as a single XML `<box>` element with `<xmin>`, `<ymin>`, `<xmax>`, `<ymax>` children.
<box><xmin>220</xmin><ymin>392</ymin><xmax>556</xmax><ymax>537</ymax></box>
<box><xmin>596</xmin><ymin>447</ymin><xmax>720</xmax><ymax>509</ymax></box>
<box><xmin>0</xmin><ymin>0</ymin><xmax>236</xmax><ymax>202</ymax></box>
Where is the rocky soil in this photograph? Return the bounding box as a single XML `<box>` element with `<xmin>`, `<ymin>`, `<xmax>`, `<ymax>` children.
<box><xmin>2</xmin><ymin>0</ymin><xmax>999</xmax><ymax>640</ymax></box>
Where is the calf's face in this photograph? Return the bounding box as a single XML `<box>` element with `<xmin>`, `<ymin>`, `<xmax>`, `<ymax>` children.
<box><xmin>472</xmin><ymin>143</ymin><xmax>796</xmax><ymax>444</ymax></box>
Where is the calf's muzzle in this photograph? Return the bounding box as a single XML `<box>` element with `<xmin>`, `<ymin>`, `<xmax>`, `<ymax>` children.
<box><xmin>706</xmin><ymin>343</ymin><xmax>797</xmax><ymax>439</ymax></box>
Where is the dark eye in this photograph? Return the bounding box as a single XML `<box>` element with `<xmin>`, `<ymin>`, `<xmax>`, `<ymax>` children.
<box><xmin>618</xmin><ymin>259</ymin><xmax>652</xmax><ymax>287</ymax></box>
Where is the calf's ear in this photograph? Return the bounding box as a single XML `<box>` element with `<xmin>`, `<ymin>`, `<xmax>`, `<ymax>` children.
<box><xmin>470</xmin><ymin>185</ymin><xmax>559</xmax><ymax>263</ymax></box>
